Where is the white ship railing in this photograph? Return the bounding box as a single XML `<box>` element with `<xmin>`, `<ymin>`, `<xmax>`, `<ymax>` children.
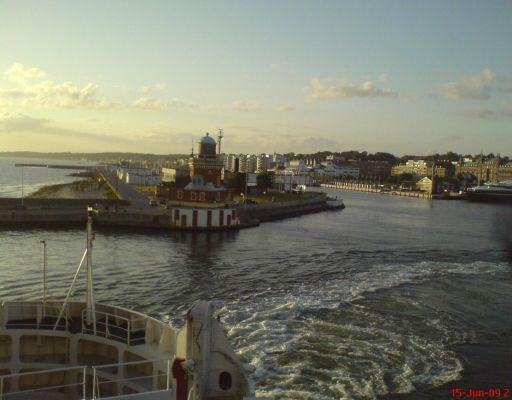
<box><xmin>1</xmin><ymin>301</ymin><xmax>171</xmax><ymax>347</ymax></box>
<box><xmin>81</xmin><ymin>309</ymin><xmax>147</xmax><ymax>345</ymax></box>
<box><xmin>0</xmin><ymin>358</ymin><xmax>172</xmax><ymax>400</ymax></box>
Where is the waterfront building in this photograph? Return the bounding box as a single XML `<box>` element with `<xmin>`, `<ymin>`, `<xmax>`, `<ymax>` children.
<box><xmin>392</xmin><ymin>160</ymin><xmax>430</xmax><ymax>178</ymax></box>
<box><xmin>116</xmin><ymin>165</ymin><xmax>162</xmax><ymax>185</ymax></box>
<box><xmin>455</xmin><ymin>157</ymin><xmax>512</xmax><ymax>183</ymax></box>
<box><xmin>314</xmin><ymin>161</ymin><xmax>359</xmax><ymax>178</ymax></box>
<box><xmin>156</xmin><ymin>133</ymin><xmax>239</xmax><ymax>229</ymax></box>
<box><xmin>417</xmin><ymin>177</ymin><xmax>433</xmax><ymax>193</ymax></box>
<box><xmin>358</xmin><ymin>160</ymin><xmax>392</xmax><ymax>180</ymax></box>
<box><xmin>273</xmin><ymin>171</ymin><xmax>313</xmax><ymax>191</ymax></box>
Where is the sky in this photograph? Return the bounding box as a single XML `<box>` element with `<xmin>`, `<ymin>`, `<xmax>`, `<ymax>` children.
<box><xmin>0</xmin><ymin>0</ymin><xmax>511</xmax><ymax>155</ymax></box>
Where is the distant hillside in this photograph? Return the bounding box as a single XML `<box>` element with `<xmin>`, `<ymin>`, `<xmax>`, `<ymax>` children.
<box><xmin>0</xmin><ymin>151</ymin><xmax>189</xmax><ymax>164</ymax></box>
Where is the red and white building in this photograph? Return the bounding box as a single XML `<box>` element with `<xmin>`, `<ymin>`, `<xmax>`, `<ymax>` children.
<box><xmin>157</xmin><ymin>133</ymin><xmax>239</xmax><ymax>229</ymax></box>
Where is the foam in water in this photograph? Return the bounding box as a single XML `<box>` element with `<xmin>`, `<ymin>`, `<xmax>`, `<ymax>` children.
<box><xmin>218</xmin><ymin>261</ymin><xmax>507</xmax><ymax>399</ymax></box>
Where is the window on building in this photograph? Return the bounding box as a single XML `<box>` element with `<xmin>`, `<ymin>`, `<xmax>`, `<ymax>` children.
<box><xmin>199</xmin><ymin>192</ymin><xmax>205</xmax><ymax>201</ymax></box>
<box><xmin>216</xmin><ymin>192</ymin><xmax>221</xmax><ymax>201</ymax></box>
<box><xmin>177</xmin><ymin>190</ymin><xmax>183</xmax><ymax>200</ymax></box>
<box><xmin>190</xmin><ymin>192</ymin><xmax>197</xmax><ymax>201</ymax></box>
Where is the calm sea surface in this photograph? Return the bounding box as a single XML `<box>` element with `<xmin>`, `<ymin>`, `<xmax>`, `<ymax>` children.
<box><xmin>1</xmin><ymin>157</ymin><xmax>511</xmax><ymax>399</ymax></box>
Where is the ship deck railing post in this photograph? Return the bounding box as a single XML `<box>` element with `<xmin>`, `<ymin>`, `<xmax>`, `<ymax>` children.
<box><xmin>166</xmin><ymin>358</ymin><xmax>171</xmax><ymax>390</ymax></box>
<box><xmin>82</xmin><ymin>366</ymin><xmax>87</xmax><ymax>400</ymax></box>
<box><xmin>92</xmin><ymin>366</ymin><xmax>98</xmax><ymax>399</ymax></box>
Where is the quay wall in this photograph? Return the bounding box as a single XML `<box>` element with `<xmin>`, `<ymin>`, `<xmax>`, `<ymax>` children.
<box><xmin>0</xmin><ymin>198</ymin><xmax>129</xmax><ymax>227</ymax></box>
<box><xmin>320</xmin><ymin>183</ymin><xmax>433</xmax><ymax>199</ymax></box>
<box><xmin>0</xmin><ymin>198</ymin><xmax>128</xmax><ymax>209</ymax></box>
<box><xmin>237</xmin><ymin>194</ymin><xmax>328</xmax><ymax>225</ymax></box>
<box><xmin>0</xmin><ymin>195</ymin><xmax>331</xmax><ymax>230</ymax></box>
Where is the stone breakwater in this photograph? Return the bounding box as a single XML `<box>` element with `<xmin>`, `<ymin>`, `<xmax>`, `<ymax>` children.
<box><xmin>0</xmin><ymin>194</ymin><xmax>331</xmax><ymax>230</ymax></box>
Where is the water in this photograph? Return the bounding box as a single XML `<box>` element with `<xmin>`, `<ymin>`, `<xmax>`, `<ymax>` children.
<box><xmin>1</xmin><ymin>158</ymin><xmax>511</xmax><ymax>399</ymax></box>
<box><xmin>0</xmin><ymin>156</ymin><xmax>93</xmax><ymax>197</ymax></box>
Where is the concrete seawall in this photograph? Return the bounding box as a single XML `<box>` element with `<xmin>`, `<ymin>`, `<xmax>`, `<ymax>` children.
<box><xmin>0</xmin><ymin>194</ymin><xmax>331</xmax><ymax>230</ymax></box>
<box><xmin>0</xmin><ymin>198</ymin><xmax>129</xmax><ymax>227</ymax></box>
<box><xmin>237</xmin><ymin>194</ymin><xmax>329</xmax><ymax>225</ymax></box>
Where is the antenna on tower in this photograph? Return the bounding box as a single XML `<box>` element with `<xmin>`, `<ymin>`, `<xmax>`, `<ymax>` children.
<box><xmin>218</xmin><ymin>128</ymin><xmax>224</xmax><ymax>155</ymax></box>
<box><xmin>191</xmin><ymin>137</ymin><xmax>194</xmax><ymax>156</ymax></box>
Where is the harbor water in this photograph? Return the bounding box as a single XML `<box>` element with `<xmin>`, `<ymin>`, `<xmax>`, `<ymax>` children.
<box><xmin>0</xmin><ymin>157</ymin><xmax>511</xmax><ymax>399</ymax></box>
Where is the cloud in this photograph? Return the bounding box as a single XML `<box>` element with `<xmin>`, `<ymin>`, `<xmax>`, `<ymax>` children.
<box><xmin>463</xmin><ymin>108</ymin><xmax>495</xmax><ymax>119</ymax></box>
<box><xmin>0</xmin><ymin>112</ymin><xmax>128</xmax><ymax>143</ymax></box>
<box><xmin>205</xmin><ymin>100</ymin><xmax>263</xmax><ymax>112</ymax></box>
<box><xmin>378</xmin><ymin>73</ymin><xmax>390</xmax><ymax>82</ymax></box>
<box><xmin>463</xmin><ymin>103</ymin><xmax>512</xmax><ymax>119</ymax></box>
<box><xmin>1</xmin><ymin>64</ymin><xmax>120</xmax><ymax>110</ymax></box>
<box><xmin>306</xmin><ymin>77</ymin><xmax>398</xmax><ymax>100</ymax></box>
<box><xmin>141</xmin><ymin>83</ymin><xmax>166</xmax><ymax>94</ymax></box>
<box><xmin>277</xmin><ymin>105</ymin><xmax>295</xmax><ymax>112</ymax></box>
<box><xmin>437</xmin><ymin>69</ymin><xmax>495</xmax><ymax>100</ymax></box>
<box><xmin>5</xmin><ymin>63</ymin><xmax>46</xmax><ymax>84</ymax></box>
<box><xmin>132</xmin><ymin>97</ymin><xmax>197</xmax><ymax>111</ymax></box>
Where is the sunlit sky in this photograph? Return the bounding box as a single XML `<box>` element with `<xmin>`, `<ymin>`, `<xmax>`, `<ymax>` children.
<box><xmin>1</xmin><ymin>0</ymin><xmax>511</xmax><ymax>155</ymax></box>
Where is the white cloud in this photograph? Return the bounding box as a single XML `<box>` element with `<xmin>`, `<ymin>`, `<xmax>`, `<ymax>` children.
<box><xmin>231</xmin><ymin>100</ymin><xmax>263</xmax><ymax>111</ymax></box>
<box><xmin>277</xmin><ymin>105</ymin><xmax>295</xmax><ymax>112</ymax></box>
<box><xmin>463</xmin><ymin>103</ymin><xmax>512</xmax><ymax>119</ymax></box>
<box><xmin>141</xmin><ymin>83</ymin><xmax>166</xmax><ymax>94</ymax></box>
<box><xmin>378</xmin><ymin>73</ymin><xmax>390</xmax><ymax>82</ymax></box>
<box><xmin>132</xmin><ymin>97</ymin><xmax>197</xmax><ymax>111</ymax></box>
<box><xmin>205</xmin><ymin>100</ymin><xmax>263</xmax><ymax>112</ymax></box>
<box><xmin>463</xmin><ymin>108</ymin><xmax>495</xmax><ymax>119</ymax></box>
<box><xmin>437</xmin><ymin>69</ymin><xmax>495</xmax><ymax>100</ymax></box>
<box><xmin>5</xmin><ymin>63</ymin><xmax>46</xmax><ymax>84</ymax></box>
<box><xmin>306</xmin><ymin>77</ymin><xmax>398</xmax><ymax>100</ymax></box>
<box><xmin>1</xmin><ymin>64</ymin><xmax>119</xmax><ymax>110</ymax></box>
<box><xmin>0</xmin><ymin>112</ymin><xmax>127</xmax><ymax>143</ymax></box>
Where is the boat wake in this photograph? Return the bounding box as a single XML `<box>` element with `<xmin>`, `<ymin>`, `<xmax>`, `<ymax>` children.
<box><xmin>218</xmin><ymin>260</ymin><xmax>508</xmax><ymax>399</ymax></box>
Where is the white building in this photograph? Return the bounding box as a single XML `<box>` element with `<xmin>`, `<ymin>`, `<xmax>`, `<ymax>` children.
<box><xmin>169</xmin><ymin>206</ymin><xmax>239</xmax><ymax>229</ymax></box>
<box><xmin>314</xmin><ymin>161</ymin><xmax>359</xmax><ymax>178</ymax></box>
<box><xmin>274</xmin><ymin>171</ymin><xmax>313</xmax><ymax>191</ymax></box>
<box><xmin>117</xmin><ymin>166</ymin><xmax>162</xmax><ymax>185</ymax></box>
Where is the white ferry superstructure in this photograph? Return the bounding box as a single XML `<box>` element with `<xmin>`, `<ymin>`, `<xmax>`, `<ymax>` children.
<box><xmin>0</xmin><ymin>208</ymin><xmax>253</xmax><ymax>400</ymax></box>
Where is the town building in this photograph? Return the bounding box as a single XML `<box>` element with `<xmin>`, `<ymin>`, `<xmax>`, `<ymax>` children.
<box><xmin>313</xmin><ymin>161</ymin><xmax>359</xmax><ymax>178</ymax></box>
<box><xmin>417</xmin><ymin>177</ymin><xmax>433</xmax><ymax>193</ymax></box>
<box><xmin>455</xmin><ymin>158</ymin><xmax>512</xmax><ymax>183</ymax></box>
<box><xmin>391</xmin><ymin>160</ymin><xmax>430</xmax><ymax>178</ymax></box>
<box><xmin>116</xmin><ymin>165</ymin><xmax>162</xmax><ymax>185</ymax></box>
<box><xmin>358</xmin><ymin>160</ymin><xmax>392</xmax><ymax>180</ymax></box>
<box><xmin>156</xmin><ymin>133</ymin><xmax>239</xmax><ymax>229</ymax></box>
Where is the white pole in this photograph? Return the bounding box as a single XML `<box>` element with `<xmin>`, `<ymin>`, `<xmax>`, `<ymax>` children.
<box><xmin>41</xmin><ymin>240</ymin><xmax>48</xmax><ymax>316</ymax></box>
<box><xmin>86</xmin><ymin>208</ymin><xmax>97</xmax><ymax>334</ymax></box>
<box><xmin>53</xmin><ymin>249</ymin><xmax>87</xmax><ymax>330</ymax></box>
<box><xmin>21</xmin><ymin>167</ymin><xmax>24</xmax><ymax>207</ymax></box>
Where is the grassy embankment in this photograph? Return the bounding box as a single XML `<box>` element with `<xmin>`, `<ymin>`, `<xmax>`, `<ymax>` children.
<box><xmin>29</xmin><ymin>178</ymin><xmax>117</xmax><ymax>199</ymax></box>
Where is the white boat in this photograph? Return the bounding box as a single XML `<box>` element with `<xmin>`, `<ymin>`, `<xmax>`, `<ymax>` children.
<box><xmin>326</xmin><ymin>196</ymin><xmax>345</xmax><ymax>210</ymax></box>
<box><xmin>467</xmin><ymin>181</ymin><xmax>512</xmax><ymax>203</ymax></box>
<box><xmin>0</xmin><ymin>207</ymin><xmax>253</xmax><ymax>400</ymax></box>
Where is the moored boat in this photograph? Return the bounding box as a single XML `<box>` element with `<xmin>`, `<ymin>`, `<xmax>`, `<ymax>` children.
<box><xmin>467</xmin><ymin>181</ymin><xmax>512</xmax><ymax>203</ymax></box>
